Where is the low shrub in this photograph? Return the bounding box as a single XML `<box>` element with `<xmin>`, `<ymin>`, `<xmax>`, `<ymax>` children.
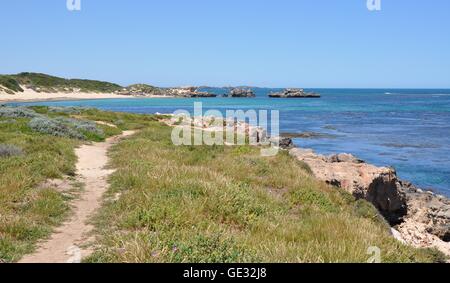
<box><xmin>28</xmin><ymin>117</ymin><xmax>85</xmax><ymax>140</ymax></box>
<box><xmin>0</xmin><ymin>144</ymin><xmax>23</xmax><ymax>158</ymax></box>
<box><xmin>0</xmin><ymin>106</ymin><xmax>42</xmax><ymax>119</ymax></box>
<box><xmin>55</xmin><ymin>117</ymin><xmax>104</xmax><ymax>136</ymax></box>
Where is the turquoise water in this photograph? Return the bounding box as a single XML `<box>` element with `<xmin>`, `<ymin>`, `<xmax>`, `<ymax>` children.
<box><xmin>15</xmin><ymin>88</ymin><xmax>450</xmax><ymax>196</ymax></box>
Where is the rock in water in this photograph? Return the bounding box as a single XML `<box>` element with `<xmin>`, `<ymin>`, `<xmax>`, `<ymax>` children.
<box><xmin>227</xmin><ymin>88</ymin><xmax>255</xmax><ymax>98</ymax></box>
<box><xmin>269</xmin><ymin>88</ymin><xmax>320</xmax><ymax>98</ymax></box>
<box><xmin>166</xmin><ymin>87</ymin><xmax>217</xmax><ymax>98</ymax></box>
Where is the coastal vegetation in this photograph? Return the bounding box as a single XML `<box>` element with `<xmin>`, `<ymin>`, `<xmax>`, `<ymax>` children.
<box><xmin>0</xmin><ymin>73</ymin><xmax>322</xmax><ymax>99</ymax></box>
<box><xmin>0</xmin><ymin>105</ymin><xmax>445</xmax><ymax>263</ymax></box>
<box><xmin>0</xmin><ymin>106</ymin><xmax>155</xmax><ymax>262</ymax></box>
<box><xmin>0</xmin><ymin>73</ymin><xmax>122</xmax><ymax>94</ymax></box>
<box><xmin>84</xmin><ymin>113</ymin><xmax>444</xmax><ymax>263</ymax></box>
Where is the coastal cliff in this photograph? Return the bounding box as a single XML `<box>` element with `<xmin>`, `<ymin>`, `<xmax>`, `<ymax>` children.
<box><xmin>289</xmin><ymin>148</ymin><xmax>450</xmax><ymax>256</ymax></box>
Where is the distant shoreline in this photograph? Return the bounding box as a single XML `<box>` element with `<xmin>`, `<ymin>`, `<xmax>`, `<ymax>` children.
<box><xmin>0</xmin><ymin>92</ymin><xmax>174</xmax><ymax>104</ymax></box>
<box><xmin>0</xmin><ymin>96</ymin><xmax>174</xmax><ymax>104</ymax></box>
<box><xmin>1</xmin><ymin>96</ymin><xmax>128</xmax><ymax>104</ymax></box>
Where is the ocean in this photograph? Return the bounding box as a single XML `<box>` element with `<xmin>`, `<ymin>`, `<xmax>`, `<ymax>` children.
<box><xmin>15</xmin><ymin>88</ymin><xmax>450</xmax><ymax>196</ymax></box>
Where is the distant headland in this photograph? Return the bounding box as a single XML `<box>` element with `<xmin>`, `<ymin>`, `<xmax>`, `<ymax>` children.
<box><xmin>0</xmin><ymin>72</ymin><xmax>320</xmax><ymax>102</ymax></box>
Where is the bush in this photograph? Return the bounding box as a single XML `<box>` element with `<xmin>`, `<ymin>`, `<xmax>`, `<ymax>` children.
<box><xmin>28</xmin><ymin>117</ymin><xmax>85</xmax><ymax>140</ymax></box>
<box><xmin>0</xmin><ymin>144</ymin><xmax>23</xmax><ymax>158</ymax></box>
<box><xmin>0</xmin><ymin>106</ymin><xmax>42</xmax><ymax>119</ymax></box>
<box><xmin>55</xmin><ymin>117</ymin><xmax>104</xmax><ymax>136</ymax></box>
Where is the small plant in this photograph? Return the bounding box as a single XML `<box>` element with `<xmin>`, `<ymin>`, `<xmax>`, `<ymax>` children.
<box><xmin>28</xmin><ymin>117</ymin><xmax>85</xmax><ymax>140</ymax></box>
<box><xmin>55</xmin><ymin>117</ymin><xmax>104</xmax><ymax>136</ymax></box>
<box><xmin>0</xmin><ymin>106</ymin><xmax>42</xmax><ymax>119</ymax></box>
<box><xmin>289</xmin><ymin>187</ymin><xmax>338</xmax><ymax>213</ymax></box>
<box><xmin>0</xmin><ymin>144</ymin><xmax>23</xmax><ymax>158</ymax></box>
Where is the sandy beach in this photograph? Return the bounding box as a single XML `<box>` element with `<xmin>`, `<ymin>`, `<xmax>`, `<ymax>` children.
<box><xmin>0</xmin><ymin>86</ymin><xmax>168</xmax><ymax>103</ymax></box>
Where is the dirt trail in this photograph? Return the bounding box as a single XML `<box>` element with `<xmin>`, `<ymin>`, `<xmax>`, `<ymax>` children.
<box><xmin>19</xmin><ymin>131</ymin><xmax>136</xmax><ymax>263</ymax></box>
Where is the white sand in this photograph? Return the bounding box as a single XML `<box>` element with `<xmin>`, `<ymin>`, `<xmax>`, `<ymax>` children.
<box><xmin>0</xmin><ymin>86</ymin><xmax>168</xmax><ymax>103</ymax></box>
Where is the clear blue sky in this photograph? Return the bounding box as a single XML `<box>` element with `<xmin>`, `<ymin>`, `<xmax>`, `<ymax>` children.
<box><xmin>1</xmin><ymin>0</ymin><xmax>449</xmax><ymax>88</ymax></box>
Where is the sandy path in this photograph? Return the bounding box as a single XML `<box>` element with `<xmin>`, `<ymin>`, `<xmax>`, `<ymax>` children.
<box><xmin>19</xmin><ymin>131</ymin><xmax>136</xmax><ymax>263</ymax></box>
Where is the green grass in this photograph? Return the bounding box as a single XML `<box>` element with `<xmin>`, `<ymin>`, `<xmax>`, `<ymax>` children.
<box><xmin>0</xmin><ymin>119</ymin><xmax>78</xmax><ymax>262</ymax></box>
<box><xmin>0</xmin><ymin>106</ymin><xmax>156</xmax><ymax>262</ymax></box>
<box><xmin>84</xmin><ymin>121</ymin><xmax>445</xmax><ymax>263</ymax></box>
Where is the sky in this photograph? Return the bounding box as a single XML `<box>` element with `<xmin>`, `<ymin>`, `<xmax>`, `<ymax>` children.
<box><xmin>0</xmin><ymin>0</ymin><xmax>449</xmax><ymax>88</ymax></box>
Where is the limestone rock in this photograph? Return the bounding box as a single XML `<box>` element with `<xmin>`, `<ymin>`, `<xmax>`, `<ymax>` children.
<box><xmin>289</xmin><ymin>148</ymin><xmax>406</xmax><ymax>224</ymax></box>
<box><xmin>269</xmin><ymin>88</ymin><xmax>320</xmax><ymax>98</ymax></box>
<box><xmin>166</xmin><ymin>87</ymin><xmax>216</xmax><ymax>98</ymax></box>
<box><xmin>269</xmin><ymin>136</ymin><xmax>294</xmax><ymax>149</ymax></box>
<box><xmin>226</xmin><ymin>88</ymin><xmax>255</xmax><ymax>98</ymax></box>
<box><xmin>289</xmin><ymin>146</ymin><xmax>450</xmax><ymax>256</ymax></box>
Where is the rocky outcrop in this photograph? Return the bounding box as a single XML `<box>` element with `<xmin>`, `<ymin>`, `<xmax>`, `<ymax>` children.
<box><xmin>289</xmin><ymin>148</ymin><xmax>406</xmax><ymax>224</ymax></box>
<box><xmin>166</xmin><ymin>87</ymin><xmax>216</xmax><ymax>98</ymax></box>
<box><xmin>289</xmin><ymin>147</ymin><xmax>450</xmax><ymax>256</ymax></box>
<box><xmin>225</xmin><ymin>88</ymin><xmax>255</xmax><ymax>98</ymax></box>
<box><xmin>269</xmin><ymin>88</ymin><xmax>320</xmax><ymax>98</ymax></box>
<box><xmin>328</xmin><ymin>153</ymin><xmax>364</xmax><ymax>163</ymax></box>
<box><xmin>397</xmin><ymin>182</ymin><xmax>450</xmax><ymax>247</ymax></box>
<box><xmin>116</xmin><ymin>84</ymin><xmax>168</xmax><ymax>96</ymax></box>
<box><xmin>269</xmin><ymin>137</ymin><xmax>294</xmax><ymax>149</ymax></box>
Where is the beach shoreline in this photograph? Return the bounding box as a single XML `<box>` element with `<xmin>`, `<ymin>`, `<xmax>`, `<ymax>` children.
<box><xmin>0</xmin><ymin>85</ymin><xmax>174</xmax><ymax>104</ymax></box>
<box><xmin>0</xmin><ymin>93</ymin><xmax>172</xmax><ymax>104</ymax></box>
